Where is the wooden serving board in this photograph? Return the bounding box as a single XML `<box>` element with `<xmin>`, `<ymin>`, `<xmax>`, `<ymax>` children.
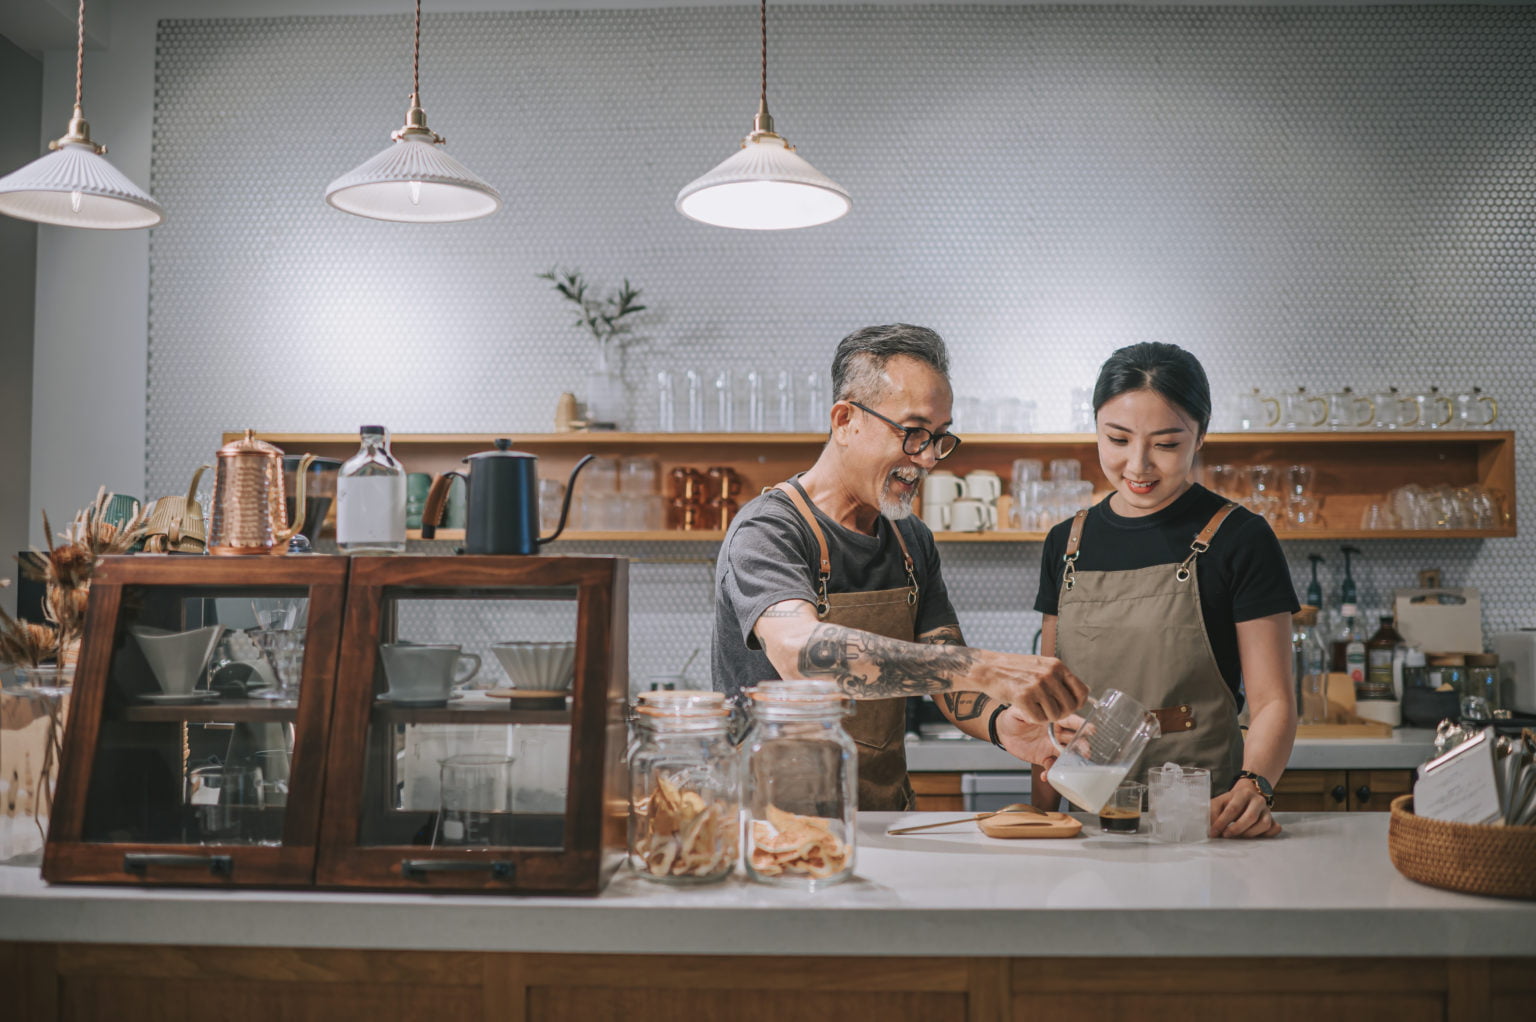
<box><xmin>977</xmin><ymin>811</ymin><xmax>1082</xmax><ymax>839</ymax></box>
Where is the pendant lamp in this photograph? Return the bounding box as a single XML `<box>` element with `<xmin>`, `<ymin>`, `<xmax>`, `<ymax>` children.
<box><xmin>676</xmin><ymin>0</ymin><xmax>850</xmax><ymax>230</ymax></box>
<box><xmin>0</xmin><ymin>0</ymin><xmax>164</xmax><ymax>229</ymax></box>
<box><xmin>325</xmin><ymin>0</ymin><xmax>501</xmax><ymax>222</ymax></box>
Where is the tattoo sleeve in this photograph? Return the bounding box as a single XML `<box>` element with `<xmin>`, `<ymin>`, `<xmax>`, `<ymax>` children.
<box><xmin>921</xmin><ymin>624</ymin><xmax>993</xmax><ymax>720</ymax></box>
<box><xmin>797</xmin><ymin>623</ymin><xmax>981</xmax><ymax>698</ymax></box>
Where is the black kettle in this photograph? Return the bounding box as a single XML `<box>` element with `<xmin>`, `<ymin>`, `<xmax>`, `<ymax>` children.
<box><xmin>421</xmin><ymin>440</ymin><xmax>593</xmax><ymax>555</ymax></box>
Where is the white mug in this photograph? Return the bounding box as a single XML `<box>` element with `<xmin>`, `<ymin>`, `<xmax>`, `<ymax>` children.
<box><xmin>921</xmin><ymin>471</ymin><xmax>965</xmax><ymax>508</ymax></box>
<box><xmin>962</xmin><ymin>470</ymin><xmax>1002</xmax><ymax>503</ymax></box>
<box><xmin>920</xmin><ymin>502</ymin><xmax>951</xmax><ymax>531</ymax></box>
<box><xmin>948</xmin><ymin>497</ymin><xmax>995</xmax><ymax>533</ymax></box>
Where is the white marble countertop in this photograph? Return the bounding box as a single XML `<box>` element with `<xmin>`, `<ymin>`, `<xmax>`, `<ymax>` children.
<box><xmin>3</xmin><ymin>812</ymin><xmax>1532</xmax><ymax>958</ymax></box>
<box><xmin>905</xmin><ymin>728</ymin><xmax>1439</xmax><ymax>773</ymax></box>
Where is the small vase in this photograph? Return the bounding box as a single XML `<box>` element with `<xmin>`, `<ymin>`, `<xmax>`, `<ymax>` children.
<box><xmin>584</xmin><ymin>349</ymin><xmax>629</xmax><ymax>429</ymax></box>
<box><xmin>1</xmin><ymin>666</ymin><xmax>74</xmax><ymax>865</ymax></box>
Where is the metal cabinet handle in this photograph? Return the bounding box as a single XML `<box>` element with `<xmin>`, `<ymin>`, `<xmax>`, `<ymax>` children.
<box><xmin>1356</xmin><ymin>785</ymin><xmax>1372</xmax><ymax>805</ymax></box>
<box><xmin>1331</xmin><ymin>785</ymin><xmax>1348</xmax><ymax>804</ymax></box>
<box><xmin>123</xmin><ymin>852</ymin><xmax>233</xmax><ymax>876</ymax></box>
<box><xmin>401</xmin><ymin>858</ymin><xmax>514</xmax><ymax>880</ymax></box>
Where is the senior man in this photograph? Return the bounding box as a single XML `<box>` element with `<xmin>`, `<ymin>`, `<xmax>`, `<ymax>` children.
<box><xmin>711</xmin><ymin>324</ymin><xmax>1086</xmax><ymax>810</ymax></box>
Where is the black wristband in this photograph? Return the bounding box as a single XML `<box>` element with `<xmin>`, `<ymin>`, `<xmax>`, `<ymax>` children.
<box><xmin>987</xmin><ymin>704</ymin><xmax>1009</xmax><ymax>749</ymax></box>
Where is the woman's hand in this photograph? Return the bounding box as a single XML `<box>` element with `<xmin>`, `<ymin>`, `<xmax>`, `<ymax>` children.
<box><xmin>1209</xmin><ymin>784</ymin><xmax>1282</xmax><ymax>839</ymax></box>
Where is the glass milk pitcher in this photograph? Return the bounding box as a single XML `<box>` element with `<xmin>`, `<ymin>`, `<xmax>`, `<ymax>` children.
<box><xmin>1046</xmin><ymin>689</ymin><xmax>1162</xmax><ymax>813</ymax></box>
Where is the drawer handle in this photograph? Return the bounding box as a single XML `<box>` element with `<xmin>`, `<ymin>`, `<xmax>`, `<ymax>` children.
<box><xmin>1356</xmin><ymin>785</ymin><xmax>1372</xmax><ymax>804</ymax></box>
<box><xmin>401</xmin><ymin>858</ymin><xmax>514</xmax><ymax>881</ymax></box>
<box><xmin>1331</xmin><ymin>785</ymin><xmax>1348</xmax><ymax>804</ymax></box>
<box><xmin>123</xmin><ymin>852</ymin><xmax>233</xmax><ymax>876</ymax></box>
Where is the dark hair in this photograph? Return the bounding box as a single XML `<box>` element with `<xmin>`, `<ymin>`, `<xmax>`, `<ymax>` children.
<box><xmin>1092</xmin><ymin>342</ymin><xmax>1212</xmax><ymax>435</ymax></box>
<box><xmin>831</xmin><ymin>324</ymin><xmax>951</xmax><ymax>405</ymax></box>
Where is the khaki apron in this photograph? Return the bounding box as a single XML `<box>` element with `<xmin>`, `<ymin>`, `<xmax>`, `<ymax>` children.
<box><xmin>775</xmin><ymin>482</ymin><xmax>920</xmax><ymax>811</ymax></box>
<box><xmin>1054</xmin><ymin>502</ymin><xmax>1244</xmax><ymax>791</ymax></box>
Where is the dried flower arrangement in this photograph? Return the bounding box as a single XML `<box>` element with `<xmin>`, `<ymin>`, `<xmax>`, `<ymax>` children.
<box><xmin>1</xmin><ymin>490</ymin><xmax>145</xmax><ymax>847</ymax></box>
<box><xmin>1</xmin><ymin>488</ymin><xmax>147</xmax><ymax>674</ymax></box>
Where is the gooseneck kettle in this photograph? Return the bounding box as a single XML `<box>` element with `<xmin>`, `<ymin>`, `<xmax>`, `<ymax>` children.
<box><xmin>421</xmin><ymin>440</ymin><xmax>593</xmax><ymax>555</ymax></box>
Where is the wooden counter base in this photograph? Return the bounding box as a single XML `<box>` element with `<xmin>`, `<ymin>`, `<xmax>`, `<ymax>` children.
<box><xmin>4</xmin><ymin>943</ymin><xmax>1532</xmax><ymax>1021</ymax></box>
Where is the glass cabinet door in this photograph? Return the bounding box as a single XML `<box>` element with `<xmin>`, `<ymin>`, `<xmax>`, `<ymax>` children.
<box><xmin>318</xmin><ymin>556</ymin><xmax>628</xmax><ymax>893</ymax></box>
<box><xmin>44</xmin><ymin>556</ymin><xmax>348</xmax><ymax>886</ymax></box>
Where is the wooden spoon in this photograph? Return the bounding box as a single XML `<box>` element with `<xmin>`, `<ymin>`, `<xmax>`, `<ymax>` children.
<box><xmin>886</xmin><ymin>802</ymin><xmax>1046</xmax><ymax>835</ymax></box>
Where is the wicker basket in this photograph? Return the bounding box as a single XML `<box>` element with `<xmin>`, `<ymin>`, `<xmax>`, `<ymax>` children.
<box><xmin>1388</xmin><ymin>795</ymin><xmax>1536</xmax><ymax>900</ymax></box>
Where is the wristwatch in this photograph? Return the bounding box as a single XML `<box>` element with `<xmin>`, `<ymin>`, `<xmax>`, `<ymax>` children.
<box><xmin>1233</xmin><ymin>770</ymin><xmax>1275</xmax><ymax>808</ymax></box>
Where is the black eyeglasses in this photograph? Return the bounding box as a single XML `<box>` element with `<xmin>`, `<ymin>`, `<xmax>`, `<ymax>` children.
<box><xmin>850</xmin><ymin>402</ymin><xmax>962</xmax><ymax>460</ymax></box>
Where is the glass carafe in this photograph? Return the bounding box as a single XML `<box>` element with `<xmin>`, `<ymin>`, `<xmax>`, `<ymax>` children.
<box><xmin>1280</xmin><ymin>388</ymin><xmax>1327</xmax><ymax>431</ymax></box>
<box><xmin>1369</xmin><ymin>387</ymin><xmax>1418</xmax><ymax>430</ymax></box>
<box><xmin>1045</xmin><ymin>688</ymin><xmax>1162</xmax><ymax>813</ymax></box>
<box><xmin>628</xmin><ymin>691</ymin><xmax>739</xmax><ymax>884</ymax></box>
<box><xmin>741</xmin><ymin>680</ymin><xmax>856</xmax><ymax>889</ymax></box>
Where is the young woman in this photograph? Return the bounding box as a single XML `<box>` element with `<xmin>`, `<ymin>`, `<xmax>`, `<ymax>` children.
<box><xmin>1034</xmin><ymin>343</ymin><xmax>1298</xmax><ymax>838</ymax></box>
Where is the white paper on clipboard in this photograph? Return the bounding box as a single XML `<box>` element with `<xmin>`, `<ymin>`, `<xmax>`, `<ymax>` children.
<box><xmin>1394</xmin><ymin>588</ymin><xmax>1482</xmax><ymax>654</ymax></box>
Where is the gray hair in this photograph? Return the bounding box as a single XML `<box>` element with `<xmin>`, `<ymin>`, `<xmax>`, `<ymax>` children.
<box><xmin>831</xmin><ymin>324</ymin><xmax>951</xmax><ymax>405</ymax></box>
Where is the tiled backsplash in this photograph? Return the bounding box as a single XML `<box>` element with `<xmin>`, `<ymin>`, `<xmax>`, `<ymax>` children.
<box><xmin>147</xmin><ymin>6</ymin><xmax>1536</xmax><ymax>682</ymax></box>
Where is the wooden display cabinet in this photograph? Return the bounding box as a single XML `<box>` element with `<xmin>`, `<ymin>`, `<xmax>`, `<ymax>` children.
<box><xmin>314</xmin><ymin>555</ymin><xmax>628</xmax><ymax>894</ymax></box>
<box><xmin>244</xmin><ymin>430</ymin><xmax>1517</xmax><ymax>543</ymax></box>
<box><xmin>44</xmin><ymin>556</ymin><xmax>349</xmax><ymax>887</ymax></box>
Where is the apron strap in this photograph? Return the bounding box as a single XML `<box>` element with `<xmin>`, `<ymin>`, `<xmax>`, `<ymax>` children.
<box><xmin>774</xmin><ymin>481</ymin><xmax>920</xmax><ymax>615</ymax></box>
<box><xmin>1176</xmin><ymin>502</ymin><xmax>1240</xmax><ymax>581</ymax></box>
<box><xmin>1060</xmin><ymin>508</ymin><xmax>1090</xmax><ymax>591</ymax></box>
<box><xmin>775</xmin><ymin>482</ymin><xmax>833</xmax><ymax>617</ymax></box>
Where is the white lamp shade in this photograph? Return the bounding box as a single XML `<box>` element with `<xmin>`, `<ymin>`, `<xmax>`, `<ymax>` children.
<box><xmin>325</xmin><ymin>135</ymin><xmax>501</xmax><ymax>223</ymax></box>
<box><xmin>0</xmin><ymin>142</ymin><xmax>164</xmax><ymax>229</ymax></box>
<box><xmin>676</xmin><ymin>134</ymin><xmax>850</xmax><ymax>230</ymax></box>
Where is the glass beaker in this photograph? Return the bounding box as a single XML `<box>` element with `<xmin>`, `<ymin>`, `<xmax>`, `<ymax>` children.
<box><xmin>1045</xmin><ymin>688</ymin><xmax>1162</xmax><ymax>813</ymax></box>
<box><xmin>740</xmin><ymin>680</ymin><xmax>856</xmax><ymax>889</ymax></box>
<box><xmin>185</xmin><ymin>762</ymin><xmax>263</xmax><ymax>845</ymax></box>
<box><xmin>628</xmin><ymin>691</ymin><xmax>739</xmax><ymax>884</ymax></box>
<box><xmin>434</xmin><ymin>754</ymin><xmax>515</xmax><ymax>849</ymax></box>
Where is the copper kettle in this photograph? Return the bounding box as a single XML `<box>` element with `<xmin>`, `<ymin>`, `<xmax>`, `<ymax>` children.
<box><xmin>208</xmin><ymin>430</ymin><xmax>315</xmax><ymax>555</ymax></box>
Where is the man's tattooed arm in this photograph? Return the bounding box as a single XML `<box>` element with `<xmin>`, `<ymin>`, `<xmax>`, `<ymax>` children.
<box><xmin>796</xmin><ymin>622</ymin><xmax>980</xmax><ymax>698</ymax></box>
<box><xmin>919</xmin><ymin>624</ymin><xmax>993</xmax><ymax>721</ymax></box>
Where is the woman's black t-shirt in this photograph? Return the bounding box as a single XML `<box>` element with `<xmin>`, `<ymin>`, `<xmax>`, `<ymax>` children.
<box><xmin>1034</xmin><ymin>483</ymin><xmax>1299</xmax><ymax>707</ymax></box>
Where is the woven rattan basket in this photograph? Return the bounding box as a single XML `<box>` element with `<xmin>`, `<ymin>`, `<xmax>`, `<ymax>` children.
<box><xmin>1388</xmin><ymin>795</ymin><xmax>1536</xmax><ymax>900</ymax></box>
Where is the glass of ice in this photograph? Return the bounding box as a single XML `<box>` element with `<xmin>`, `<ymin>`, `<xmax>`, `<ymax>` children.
<box><xmin>1147</xmin><ymin>764</ymin><xmax>1211</xmax><ymax>843</ymax></box>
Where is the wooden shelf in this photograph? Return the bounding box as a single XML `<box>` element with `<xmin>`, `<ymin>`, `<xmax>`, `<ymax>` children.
<box><xmin>370</xmin><ymin>702</ymin><xmax>571</xmax><ymax>725</ymax></box>
<box><xmin>243</xmin><ymin>430</ymin><xmax>1518</xmax><ymax>542</ymax></box>
<box><xmin>116</xmin><ymin>697</ymin><xmax>299</xmax><ymax>723</ymax></box>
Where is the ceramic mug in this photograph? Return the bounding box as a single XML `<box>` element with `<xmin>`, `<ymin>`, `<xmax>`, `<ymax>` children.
<box><xmin>948</xmin><ymin>497</ymin><xmax>995</xmax><ymax>533</ymax></box>
<box><xmin>962</xmin><ymin>470</ymin><xmax>1002</xmax><ymax>503</ymax></box>
<box><xmin>379</xmin><ymin>643</ymin><xmax>481</xmax><ymax>705</ymax></box>
<box><xmin>920</xmin><ymin>503</ymin><xmax>951</xmax><ymax>532</ymax></box>
<box><xmin>921</xmin><ymin>471</ymin><xmax>964</xmax><ymax>508</ymax></box>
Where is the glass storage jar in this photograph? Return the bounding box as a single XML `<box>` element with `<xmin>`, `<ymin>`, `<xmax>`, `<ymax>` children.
<box><xmin>1464</xmin><ymin>653</ymin><xmax>1501</xmax><ymax>713</ymax></box>
<box><xmin>740</xmin><ymin>680</ymin><xmax>856</xmax><ymax>889</ymax></box>
<box><xmin>628</xmin><ymin>691</ymin><xmax>739</xmax><ymax>884</ymax></box>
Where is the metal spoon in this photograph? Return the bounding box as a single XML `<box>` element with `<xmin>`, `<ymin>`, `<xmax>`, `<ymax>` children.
<box><xmin>886</xmin><ymin>803</ymin><xmax>1048</xmax><ymax>835</ymax></box>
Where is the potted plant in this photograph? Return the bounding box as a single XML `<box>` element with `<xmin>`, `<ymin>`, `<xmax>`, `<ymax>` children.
<box><xmin>538</xmin><ymin>268</ymin><xmax>646</xmax><ymax>428</ymax></box>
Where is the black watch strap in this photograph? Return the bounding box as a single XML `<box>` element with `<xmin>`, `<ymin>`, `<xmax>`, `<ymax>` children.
<box><xmin>1234</xmin><ymin>770</ymin><xmax>1275</xmax><ymax>807</ymax></box>
<box><xmin>987</xmin><ymin>704</ymin><xmax>1008</xmax><ymax>749</ymax></box>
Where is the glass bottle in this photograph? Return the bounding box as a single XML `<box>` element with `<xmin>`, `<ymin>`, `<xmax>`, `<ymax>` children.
<box><xmin>1291</xmin><ymin>606</ymin><xmax>1329</xmax><ymax>724</ymax></box>
<box><xmin>628</xmin><ymin>691</ymin><xmax>739</xmax><ymax>884</ymax></box>
<box><xmin>336</xmin><ymin>425</ymin><xmax>406</xmax><ymax>553</ymax></box>
<box><xmin>1361</xmin><ymin>615</ymin><xmax>1403</xmax><ymax>701</ymax></box>
<box><xmin>1329</xmin><ymin>603</ymin><xmax>1361</xmax><ymax>674</ymax></box>
<box><xmin>741</xmin><ymin>680</ymin><xmax>856</xmax><ymax>889</ymax></box>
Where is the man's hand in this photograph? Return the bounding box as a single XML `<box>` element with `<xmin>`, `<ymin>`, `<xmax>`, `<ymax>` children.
<box><xmin>975</xmin><ymin>651</ymin><xmax>1088</xmax><ymax>722</ymax></box>
<box><xmin>995</xmin><ymin>709</ymin><xmax>1083</xmax><ymax>772</ymax></box>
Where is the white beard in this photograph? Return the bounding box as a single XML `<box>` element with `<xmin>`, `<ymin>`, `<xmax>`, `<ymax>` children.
<box><xmin>879</xmin><ymin>474</ymin><xmax>920</xmax><ymax>520</ymax></box>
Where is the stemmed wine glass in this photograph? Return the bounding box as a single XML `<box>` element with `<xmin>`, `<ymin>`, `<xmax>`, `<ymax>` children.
<box><xmin>250</xmin><ymin>598</ymin><xmax>308</xmax><ymax>703</ymax></box>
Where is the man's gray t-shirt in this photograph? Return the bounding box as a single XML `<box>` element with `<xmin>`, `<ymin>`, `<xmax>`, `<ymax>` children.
<box><xmin>711</xmin><ymin>478</ymin><xmax>959</xmax><ymax>700</ymax></box>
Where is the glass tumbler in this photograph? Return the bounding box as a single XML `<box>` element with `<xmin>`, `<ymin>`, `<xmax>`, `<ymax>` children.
<box><xmin>655</xmin><ymin>370</ymin><xmax>677</xmax><ymax>432</ymax></box>
<box><xmin>186</xmin><ymin>762</ymin><xmax>263</xmax><ymax>845</ymax></box>
<box><xmin>741</xmin><ymin>680</ymin><xmax>856</xmax><ymax>889</ymax></box>
<box><xmin>1147</xmin><ymin>764</ymin><xmax>1210</xmax><ymax>844</ymax></box>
